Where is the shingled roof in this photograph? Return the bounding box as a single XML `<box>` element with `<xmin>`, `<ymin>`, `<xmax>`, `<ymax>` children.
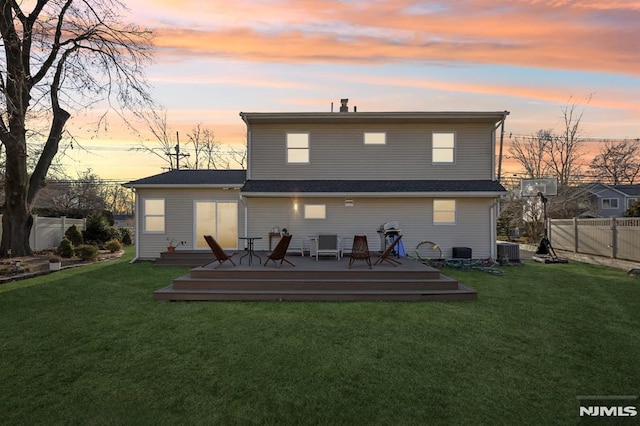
<box><xmin>123</xmin><ymin>170</ymin><xmax>246</xmax><ymax>187</ymax></box>
<box><xmin>241</xmin><ymin>180</ymin><xmax>506</xmax><ymax>195</ymax></box>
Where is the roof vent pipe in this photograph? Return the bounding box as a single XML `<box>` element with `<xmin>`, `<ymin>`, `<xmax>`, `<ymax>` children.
<box><xmin>354</xmin><ymin>106</ymin><xmax>357</xmax><ymax>112</ymax></box>
<box><xmin>340</xmin><ymin>98</ymin><xmax>349</xmax><ymax>112</ymax></box>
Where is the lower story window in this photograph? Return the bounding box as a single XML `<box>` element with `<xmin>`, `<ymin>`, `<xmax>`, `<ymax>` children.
<box><xmin>304</xmin><ymin>204</ymin><xmax>326</xmax><ymax>219</ymax></box>
<box><xmin>144</xmin><ymin>199</ymin><xmax>165</xmax><ymax>233</ymax></box>
<box><xmin>602</xmin><ymin>198</ymin><xmax>619</xmax><ymax>209</ymax></box>
<box><xmin>433</xmin><ymin>199</ymin><xmax>456</xmax><ymax>225</ymax></box>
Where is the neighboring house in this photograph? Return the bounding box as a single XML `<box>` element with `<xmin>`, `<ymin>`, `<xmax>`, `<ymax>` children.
<box><xmin>125</xmin><ymin>102</ymin><xmax>509</xmax><ymax>260</ymax></box>
<box><xmin>584</xmin><ymin>183</ymin><xmax>640</xmax><ymax>217</ymax></box>
<box><xmin>113</xmin><ymin>214</ymin><xmax>135</xmax><ymax>229</ymax></box>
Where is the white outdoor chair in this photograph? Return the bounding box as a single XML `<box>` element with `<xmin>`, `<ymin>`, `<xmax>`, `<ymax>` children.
<box><xmin>316</xmin><ymin>234</ymin><xmax>340</xmax><ymax>261</ymax></box>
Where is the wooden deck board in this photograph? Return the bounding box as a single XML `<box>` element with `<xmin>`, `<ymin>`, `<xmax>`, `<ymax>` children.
<box><xmin>153</xmin><ymin>251</ymin><xmax>477</xmax><ymax>302</ymax></box>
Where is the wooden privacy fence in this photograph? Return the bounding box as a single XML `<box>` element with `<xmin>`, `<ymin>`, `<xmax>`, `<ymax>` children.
<box><xmin>0</xmin><ymin>215</ymin><xmax>85</xmax><ymax>252</ymax></box>
<box><xmin>549</xmin><ymin>217</ymin><xmax>640</xmax><ymax>262</ymax></box>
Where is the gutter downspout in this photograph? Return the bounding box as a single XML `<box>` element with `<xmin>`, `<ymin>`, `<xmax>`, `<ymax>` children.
<box><xmin>241</xmin><ymin>113</ymin><xmax>252</xmax><ymax>180</ymax></box>
<box><xmin>240</xmin><ymin>193</ymin><xmax>248</xmax><ymax>250</ymax></box>
<box><xmin>240</xmin><ymin>113</ymin><xmax>251</xmax><ymax>250</ymax></box>
<box><xmin>495</xmin><ymin>111</ymin><xmax>509</xmax><ymax>182</ymax></box>
<box><xmin>493</xmin><ymin>111</ymin><xmax>509</xmax><ymax>258</ymax></box>
<box><xmin>130</xmin><ymin>188</ymin><xmax>139</xmax><ymax>263</ymax></box>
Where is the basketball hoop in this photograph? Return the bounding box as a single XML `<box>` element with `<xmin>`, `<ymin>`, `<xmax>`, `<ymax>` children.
<box><xmin>518</xmin><ymin>178</ymin><xmax>567</xmax><ymax>264</ymax></box>
<box><xmin>520</xmin><ymin>178</ymin><xmax>558</xmax><ymax>197</ymax></box>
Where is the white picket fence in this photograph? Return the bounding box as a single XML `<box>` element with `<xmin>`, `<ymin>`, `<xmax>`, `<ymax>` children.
<box><xmin>549</xmin><ymin>217</ymin><xmax>640</xmax><ymax>262</ymax></box>
<box><xmin>0</xmin><ymin>215</ymin><xmax>86</xmax><ymax>252</ymax></box>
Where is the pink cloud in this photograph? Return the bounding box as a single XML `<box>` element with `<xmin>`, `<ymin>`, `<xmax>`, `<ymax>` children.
<box><xmin>144</xmin><ymin>0</ymin><xmax>639</xmax><ymax>77</ymax></box>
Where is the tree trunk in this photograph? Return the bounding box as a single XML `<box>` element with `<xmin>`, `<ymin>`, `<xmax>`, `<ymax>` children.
<box><xmin>1</xmin><ymin>136</ymin><xmax>33</xmax><ymax>256</ymax></box>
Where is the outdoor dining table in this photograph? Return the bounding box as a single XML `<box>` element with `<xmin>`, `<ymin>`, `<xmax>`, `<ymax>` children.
<box><xmin>239</xmin><ymin>236</ymin><xmax>262</xmax><ymax>265</ymax></box>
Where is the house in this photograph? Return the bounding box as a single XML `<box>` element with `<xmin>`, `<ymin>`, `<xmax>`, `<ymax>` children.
<box><xmin>124</xmin><ymin>170</ymin><xmax>247</xmax><ymax>260</ymax></box>
<box><xmin>584</xmin><ymin>183</ymin><xmax>640</xmax><ymax>217</ymax></box>
<box><xmin>125</xmin><ymin>101</ymin><xmax>509</xmax><ymax>261</ymax></box>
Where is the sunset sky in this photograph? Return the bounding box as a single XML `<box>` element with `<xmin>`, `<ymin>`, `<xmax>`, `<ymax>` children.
<box><xmin>61</xmin><ymin>0</ymin><xmax>640</xmax><ymax>180</ymax></box>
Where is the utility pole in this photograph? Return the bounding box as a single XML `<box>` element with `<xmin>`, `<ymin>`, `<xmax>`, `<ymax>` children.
<box><xmin>166</xmin><ymin>131</ymin><xmax>190</xmax><ymax>170</ymax></box>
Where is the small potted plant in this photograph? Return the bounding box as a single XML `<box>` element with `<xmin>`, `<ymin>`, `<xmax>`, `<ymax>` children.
<box><xmin>49</xmin><ymin>256</ymin><xmax>62</xmax><ymax>271</ymax></box>
<box><xmin>166</xmin><ymin>238</ymin><xmax>186</xmax><ymax>253</ymax></box>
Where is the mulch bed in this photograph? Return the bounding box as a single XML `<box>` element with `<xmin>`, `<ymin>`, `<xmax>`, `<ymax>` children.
<box><xmin>0</xmin><ymin>249</ymin><xmax>124</xmax><ymax>284</ymax></box>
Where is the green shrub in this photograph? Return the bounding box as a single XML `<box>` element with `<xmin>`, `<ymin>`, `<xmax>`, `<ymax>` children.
<box><xmin>105</xmin><ymin>239</ymin><xmax>122</xmax><ymax>253</ymax></box>
<box><xmin>56</xmin><ymin>238</ymin><xmax>75</xmax><ymax>258</ymax></box>
<box><xmin>64</xmin><ymin>224</ymin><xmax>83</xmax><ymax>246</ymax></box>
<box><xmin>75</xmin><ymin>244</ymin><xmax>100</xmax><ymax>261</ymax></box>
<box><xmin>119</xmin><ymin>228</ymin><xmax>132</xmax><ymax>245</ymax></box>
<box><xmin>625</xmin><ymin>199</ymin><xmax>640</xmax><ymax>217</ymax></box>
<box><xmin>83</xmin><ymin>212</ymin><xmax>114</xmax><ymax>245</ymax></box>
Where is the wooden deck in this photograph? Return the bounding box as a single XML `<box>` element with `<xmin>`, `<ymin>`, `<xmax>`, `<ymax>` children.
<box><xmin>153</xmin><ymin>251</ymin><xmax>477</xmax><ymax>302</ymax></box>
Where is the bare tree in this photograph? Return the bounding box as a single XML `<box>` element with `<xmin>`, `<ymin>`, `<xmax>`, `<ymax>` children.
<box><xmin>545</xmin><ymin>98</ymin><xmax>588</xmax><ymax>187</ymax></box>
<box><xmin>0</xmin><ymin>0</ymin><xmax>153</xmax><ymax>256</ymax></box>
<box><xmin>186</xmin><ymin>123</ymin><xmax>222</xmax><ymax>169</ymax></box>
<box><xmin>132</xmin><ymin>109</ymin><xmax>179</xmax><ymax>171</ymax></box>
<box><xmin>138</xmin><ymin>118</ymin><xmax>247</xmax><ymax>171</ymax></box>
<box><xmin>225</xmin><ymin>145</ymin><xmax>247</xmax><ymax>169</ymax></box>
<box><xmin>508</xmin><ymin>129</ymin><xmax>553</xmax><ymax>179</ymax></box>
<box><xmin>589</xmin><ymin>139</ymin><xmax>640</xmax><ymax>184</ymax></box>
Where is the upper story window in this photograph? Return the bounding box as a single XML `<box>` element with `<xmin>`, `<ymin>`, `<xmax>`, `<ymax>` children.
<box><xmin>143</xmin><ymin>199</ymin><xmax>165</xmax><ymax>233</ymax></box>
<box><xmin>364</xmin><ymin>132</ymin><xmax>386</xmax><ymax>145</ymax></box>
<box><xmin>602</xmin><ymin>198</ymin><xmax>619</xmax><ymax>209</ymax></box>
<box><xmin>287</xmin><ymin>133</ymin><xmax>309</xmax><ymax>164</ymax></box>
<box><xmin>304</xmin><ymin>204</ymin><xmax>326</xmax><ymax>219</ymax></box>
<box><xmin>433</xmin><ymin>199</ymin><xmax>456</xmax><ymax>225</ymax></box>
<box><xmin>432</xmin><ymin>132</ymin><xmax>455</xmax><ymax>164</ymax></box>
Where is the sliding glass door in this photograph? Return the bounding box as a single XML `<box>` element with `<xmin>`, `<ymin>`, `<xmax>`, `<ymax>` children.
<box><xmin>194</xmin><ymin>201</ymin><xmax>238</xmax><ymax>249</ymax></box>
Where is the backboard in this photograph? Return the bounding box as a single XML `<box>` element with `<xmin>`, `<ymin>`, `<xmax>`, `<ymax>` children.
<box><xmin>520</xmin><ymin>178</ymin><xmax>558</xmax><ymax>197</ymax></box>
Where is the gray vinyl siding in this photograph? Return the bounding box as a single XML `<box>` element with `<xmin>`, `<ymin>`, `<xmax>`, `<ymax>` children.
<box><xmin>244</xmin><ymin>196</ymin><xmax>496</xmax><ymax>258</ymax></box>
<box><xmin>135</xmin><ymin>188</ymin><xmax>244</xmax><ymax>260</ymax></box>
<box><xmin>249</xmin><ymin>123</ymin><xmax>495</xmax><ymax>180</ymax></box>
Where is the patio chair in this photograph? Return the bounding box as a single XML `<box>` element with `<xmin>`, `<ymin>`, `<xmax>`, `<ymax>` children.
<box><xmin>374</xmin><ymin>235</ymin><xmax>403</xmax><ymax>266</ymax></box>
<box><xmin>349</xmin><ymin>235</ymin><xmax>371</xmax><ymax>269</ymax></box>
<box><xmin>203</xmin><ymin>235</ymin><xmax>237</xmax><ymax>269</ymax></box>
<box><xmin>264</xmin><ymin>234</ymin><xmax>295</xmax><ymax>267</ymax></box>
<box><xmin>316</xmin><ymin>234</ymin><xmax>340</xmax><ymax>261</ymax></box>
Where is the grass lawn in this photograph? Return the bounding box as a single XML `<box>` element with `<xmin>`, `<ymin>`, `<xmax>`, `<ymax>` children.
<box><xmin>1</xmin><ymin>248</ymin><xmax>639</xmax><ymax>425</ymax></box>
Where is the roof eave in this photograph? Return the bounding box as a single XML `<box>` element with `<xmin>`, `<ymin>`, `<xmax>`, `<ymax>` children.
<box><xmin>240</xmin><ymin>111</ymin><xmax>510</xmax><ymax>125</ymax></box>
<box><xmin>123</xmin><ymin>184</ymin><xmax>243</xmax><ymax>189</ymax></box>
<box><xmin>241</xmin><ymin>191</ymin><xmax>505</xmax><ymax>198</ymax></box>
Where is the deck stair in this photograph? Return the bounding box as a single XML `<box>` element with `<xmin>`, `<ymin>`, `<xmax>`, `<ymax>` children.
<box><xmin>154</xmin><ymin>250</ymin><xmax>216</xmax><ymax>267</ymax></box>
<box><xmin>153</xmin><ymin>253</ymin><xmax>477</xmax><ymax>302</ymax></box>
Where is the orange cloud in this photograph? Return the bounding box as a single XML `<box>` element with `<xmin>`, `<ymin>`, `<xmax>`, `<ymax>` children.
<box><xmin>141</xmin><ymin>0</ymin><xmax>639</xmax><ymax>77</ymax></box>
